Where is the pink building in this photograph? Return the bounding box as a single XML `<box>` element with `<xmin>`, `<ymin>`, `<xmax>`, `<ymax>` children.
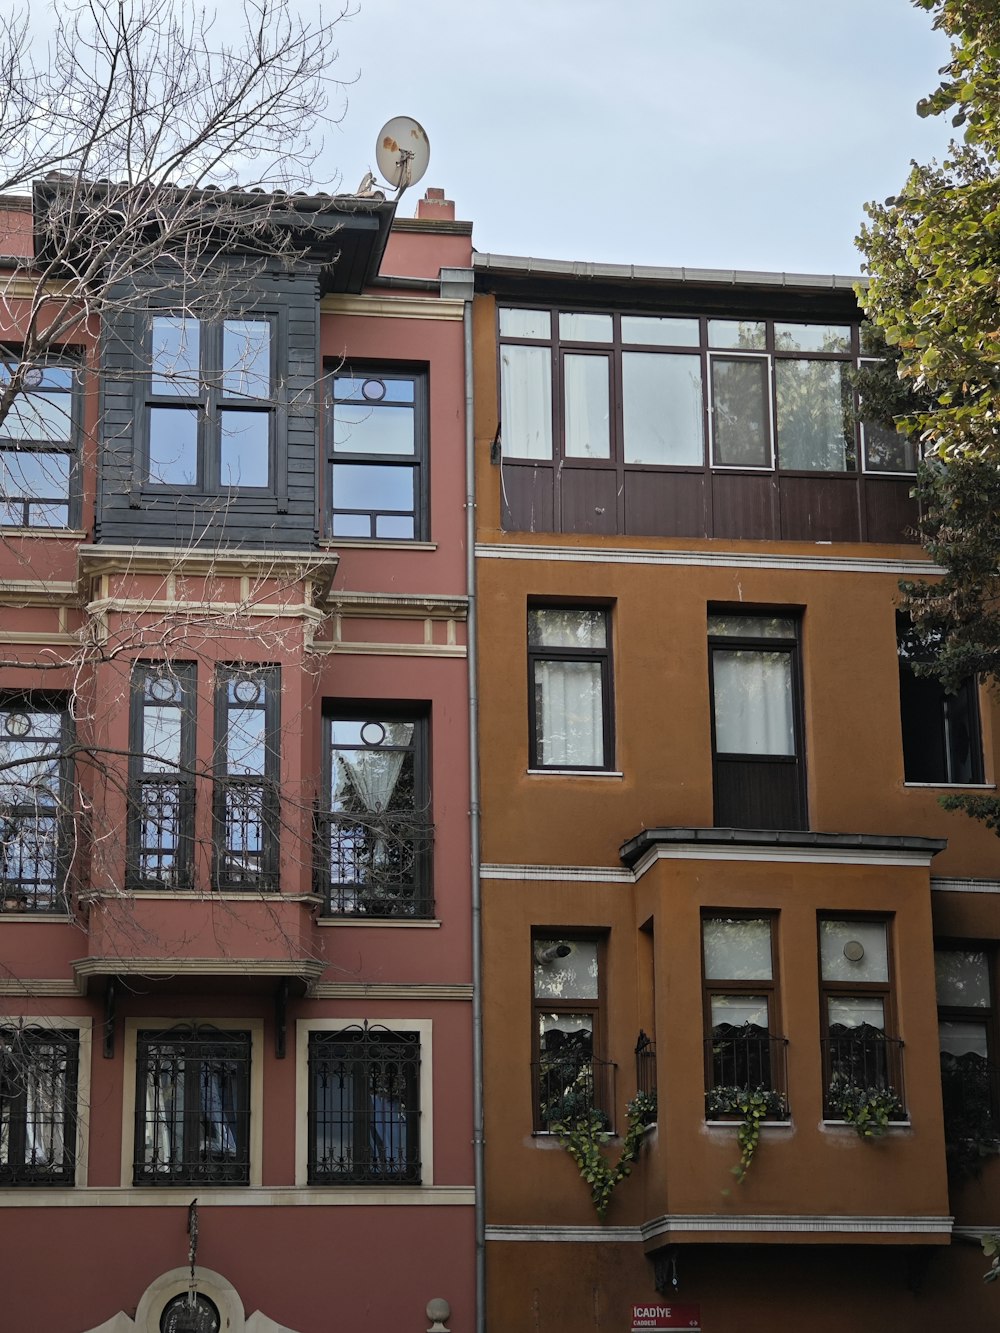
<box><xmin>0</xmin><ymin>182</ymin><xmax>476</xmax><ymax>1332</ymax></box>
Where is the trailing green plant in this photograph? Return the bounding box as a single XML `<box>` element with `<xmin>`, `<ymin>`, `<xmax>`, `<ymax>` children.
<box><xmin>983</xmin><ymin>1233</ymin><xmax>1000</xmax><ymax>1285</ymax></box>
<box><xmin>826</xmin><ymin>1076</ymin><xmax>906</xmax><ymax>1138</ymax></box>
<box><xmin>706</xmin><ymin>1085</ymin><xmax>788</xmax><ymax>1183</ymax></box>
<box><xmin>552</xmin><ymin>1095</ymin><xmax>653</xmax><ymax>1221</ymax></box>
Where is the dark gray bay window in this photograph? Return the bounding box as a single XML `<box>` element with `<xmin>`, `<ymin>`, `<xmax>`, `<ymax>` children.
<box><xmin>327</xmin><ymin>368</ymin><xmax>427</xmax><ymax>540</ymax></box>
<box><xmin>0</xmin><ymin>357</ymin><xmax>79</xmax><ymax>528</ymax></box>
<box><xmin>145</xmin><ymin>315</ymin><xmax>275</xmax><ymax>490</ymax></box>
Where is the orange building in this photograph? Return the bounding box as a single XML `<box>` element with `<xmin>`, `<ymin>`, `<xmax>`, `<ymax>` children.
<box><xmin>472</xmin><ymin>258</ymin><xmax>1000</xmax><ymax>1331</ymax></box>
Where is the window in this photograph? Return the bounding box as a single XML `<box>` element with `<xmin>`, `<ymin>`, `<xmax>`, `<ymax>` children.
<box><xmin>702</xmin><ymin>916</ymin><xmax>786</xmax><ymax>1103</ymax></box>
<box><xmin>0</xmin><ymin>1027</ymin><xmax>78</xmax><ymax>1185</ymax></box>
<box><xmin>0</xmin><ymin>696</ymin><xmax>70</xmax><ymax>912</ymax></box>
<box><xmin>528</xmin><ymin>606</ymin><xmax>613</xmax><ymax>770</ymax></box>
<box><xmin>307</xmin><ymin>1024</ymin><xmax>421</xmax><ymax>1184</ymax></box>
<box><xmin>708</xmin><ymin>612</ymin><xmax>806</xmax><ymax>830</ymax></box>
<box><xmin>134</xmin><ymin>1026</ymin><xmax>250</xmax><ymax>1185</ymax></box>
<box><xmin>128</xmin><ymin>664</ymin><xmax>196</xmax><ymax>889</ymax></box>
<box><xmin>214</xmin><ymin>666</ymin><xmax>280</xmax><ymax>891</ymax></box>
<box><xmin>897</xmin><ymin>615</ymin><xmax>984</xmax><ymax>785</ymax></box>
<box><xmin>0</xmin><ymin>356</ymin><xmax>78</xmax><ymax>528</ymax></box>
<box><xmin>532</xmin><ymin>937</ymin><xmax>611</xmax><ymax>1131</ymax></box>
<box><xmin>144</xmin><ymin>314</ymin><xmax>275</xmax><ymax>490</ymax></box>
<box><xmin>320</xmin><ymin>709</ymin><xmax>431</xmax><ymax>918</ymax></box>
<box><xmin>819</xmin><ymin>917</ymin><xmax>905</xmax><ymax>1120</ymax></box>
<box><xmin>858</xmin><ymin>358</ymin><xmax>917</xmax><ymax>474</ymax></box>
<box><xmin>936</xmin><ymin>948</ymin><xmax>998</xmax><ymax>1147</ymax></box>
<box><xmin>327</xmin><ymin>367</ymin><xmax>427</xmax><ymax>540</ymax></box>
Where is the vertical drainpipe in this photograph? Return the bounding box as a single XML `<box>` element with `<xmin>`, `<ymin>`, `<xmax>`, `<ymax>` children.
<box><xmin>441</xmin><ymin>265</ymin><xmax>484</xmax><ymax>1333</ymax></box>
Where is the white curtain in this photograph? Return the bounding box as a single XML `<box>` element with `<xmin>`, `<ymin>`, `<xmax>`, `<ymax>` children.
<box><xmin>713</xmin><ymin>650</ymin><xmax>793</xmax><ymax>756</ymax></box>
<box><xmin>535</xmin><ymin>661</ymin><xmax>603</xmax><ymax>767</ymax></box>
<box><xmin>23</xmin><ymin>1056</ymin><xmax>65</xmax><ymax>1166</ymax></box>
<box><xmin>501</xmin><ymin>345</ymin><xmax>552</xmax><ymax>459</ymax></box>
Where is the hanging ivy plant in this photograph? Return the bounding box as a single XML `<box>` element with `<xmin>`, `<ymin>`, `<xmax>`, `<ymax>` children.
<box><xmin>826</xmin><ymin>1077</ymin><xmax>905</xmax><ymax>1139</ymax></box>
<box><xmin>706</xmin><ymin>1085</ymin><xmax>788</xmax><ymax>1183</ymax></box>
<box><xmin>552</xmin><ymin>1094</ymin><xmax>655</xmax><ymax>1221</ymax></box>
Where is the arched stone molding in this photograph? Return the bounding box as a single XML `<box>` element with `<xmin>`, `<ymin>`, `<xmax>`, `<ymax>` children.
<box><xmin>82</xmin><ymin>1267</ymin><xmax>302</xmax><ymax>1333</ymax></box>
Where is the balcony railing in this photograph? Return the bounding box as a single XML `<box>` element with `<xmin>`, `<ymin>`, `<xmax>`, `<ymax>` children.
<box><xmin>532</xmin><ymin>1054</ymin><xmax>617</xmax><ymax>1133</ymax></box>
<box><xmin>635</xmin><ymin>1030</ymin><xmax>656</xmax><ymax>1098</ymax></box>
<box><xmin>315</xmin><ymin>809</ymin><xmax>433</xmax><ymax>918</ymax></box>
<box><xmin>822</xmin><ymin>1024</ymin><xmax>906</xmax><ymax>1120</ymax></box>
<box><xmin>706</xmin><ymin>1024</ymin><xmax>789</xmax><ymax>1098</ymax></box>
<box><xmin>941</xmin><ymin>1051</ymin><xmax>1000</xmax><ymax>1149</ymax></box>
<box><xmin>0</xmin><ymin>808</ymin><xmax>68</xmax><ymax>912</ymax></box>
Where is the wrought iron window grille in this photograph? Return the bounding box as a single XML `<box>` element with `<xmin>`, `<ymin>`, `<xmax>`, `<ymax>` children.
<box><xmin>941</xmin><ymin>1051</ymin><xmax>1000</xmax><ymax>1148</ymax></box>
<box><xmin>821</xmin><ymin>1023</ymin><xmax>906</xmax><ymax>1119</ymax></box>
<box><xmin>706</xmin><ymin>1023</ymin><xmax>789</xmax><ymax>1101</ymax></box>
<box><xmin>0</xmin><ymin>698</ymin><xmax>71</xmax><ymax>913</ymax></box>
<box><xmin>134</xmin><ymin>1025</ymin><xmax>251</xmax><ymax>1186</ymax></box>
<box><xmin>533</xmin><ymin>1053</ymin><xmax>617</xmax><ymax>1133</ymax></box>
<box><xmin>308</xmin><ymin>1023</ymin><xmax>421</xmax><ymax>1184</ymax></box>
<box><xmin>635</xmin><ymin>1030</ymin><xmax>657</xmax><ymax>1100</ymax></box>
<box><xmin>0</xmin><ymin>1026</ymin><xmax>78</xmax><ymax>1185</ymax></box>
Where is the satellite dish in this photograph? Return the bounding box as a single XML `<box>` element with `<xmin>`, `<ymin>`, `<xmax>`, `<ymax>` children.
<box><xmin>375</xmin><ymin>117</ymin><xmax>430</xmax><ymax>194</ymax></box>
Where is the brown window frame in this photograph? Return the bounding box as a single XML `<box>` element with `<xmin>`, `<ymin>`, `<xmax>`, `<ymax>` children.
<box><xmin>531</xmin><ymin>933</ymin><xmax>610</xmax><ymax>1132</ymax></box>
<box><xmin>527</xmin><ymin>604</ymin><xmax>614</xmax><ymax>772</ymax></box>
<box><xmin>936</xmin><ymin>944</ymin><xmax>1000</xmax><ymax>1144</ymax></box>
<box><xmin>818</xmin><ymin>914</ymin><xmax>905</xmax><ymax>1118</ymax></box>
<box><xmin>701</xmin><ymin>914</ymin><xmax>785</xmax><ymax>1102</ymax></box>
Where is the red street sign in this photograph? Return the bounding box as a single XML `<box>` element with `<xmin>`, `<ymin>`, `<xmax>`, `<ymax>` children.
<box><xmin>631</xmin><ymin>1304</ymin><xmax>701</xmax><ymax>1330</ymax></box>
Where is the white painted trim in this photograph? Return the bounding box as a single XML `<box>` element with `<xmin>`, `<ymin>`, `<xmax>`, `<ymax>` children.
<box><xmin>0</xmin><ymin>913</ymin><xmax>75</xmax><ymax>924</ymax></box>
<box><xmin>294</xmin><ymin>1016</ymin><xmax>434</xmax><ymax>1187</ymax></box>
<box><xmin>486</xmin><ymin>1213</ymin><xmax>954</xmax><ymax>1243</ymax></box>
<box><xmin>475</xmin><ymin>542</ymin><xmax>939</xmax><ymax>576</ymax></box>
<box><xmin>481</xmin><ymin>863</ymin><xmax>632</xmax><ymax>884</ymax></box>
<box><xmin>932</xmin><ymin>878</ymin><xmax>1000</xmax><ymax>895</ymax></box>
<box><xmin>0</xmin><ymin>979</ymin><xmax>78</xmax><ymax>996</ymax></box>
<box><xmin>320</xmin><ymin>539</ymin><xmax>437</xmax><ymax>552</ymax></box>
<box><xmin>0</xmin><ymin>1185</ymin><xmax>474</xmax><ymax>1207</ymax></box>
<box><xmin>311</xmin><ymin>641</ymin><xmax>467</xmax><ymax>658</ymax></box>
<box><xmin>120</xmin><ymin>1017</ymin><xmax>264</xmax><ymax>1189</ymax></box>
<box><xmin>526</xmin><ymin>769</ymin><xmax>625</xmax><ymax>779</ymax></box>
<box><xmin>954</xmin><ymin>1226</ymin><xmax>1000</xmax><ymax>1240</ymax></box>
<box><xmin>320</xmin><ymin>294</ymin><xmax>465</xmax><ymax>321</ymax></box>
<box><xmin>324</xmin><ymin>591</ymin><xmax>468</xmax><ymax>619</ymax></box>
<box><xmin>630</xmin><ymin>842</ymin><xmax>938</xmax><ymax>878</ymax></box>
<box><xmin>905</xmin><ymin>782</ymin><xmax>996</xmax><ymax>791</ymax></box>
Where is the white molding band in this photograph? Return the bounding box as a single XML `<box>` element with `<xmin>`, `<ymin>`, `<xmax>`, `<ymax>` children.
<box><xmin>320</xmin><ymin>294</ymin><xmax>465</xmax><ymax>321</ymax></box>
<box><xmin>481</xmin><ymin>863</ymin><xmax>633</xmax><ymax>884</ymax></box>
<box><xmin>932</xmin><ymin>878</ymin><xmax>1000</xmax><ymax>895</ymax></box>
<box><xmin>486</xmin><ymin>1214</ymin><xmax>954</xmax><ymax>1243</ymax></box>
<box><xmin>310</xmin><ymin>983</ymin><xmax>472</xmax><ymax>999</ymax></box>
<box><xmin>0</xmin><ymin>1185</ymin><xmax>475</xmax><ymax>1208</ymax></box>
<box><xmin>475</xmin><ymin>542</ymin><xmax>940</xmax><ymax>577</ymax></box>
<box><xmin>323</xmin><ymin>591</ymin><xmax>468</xmax><ymax>620</ymax></box>
<box><xmin>0</xmin><ymin>979</ymin><xmax>79</xmax><ymax>996</ymax></box>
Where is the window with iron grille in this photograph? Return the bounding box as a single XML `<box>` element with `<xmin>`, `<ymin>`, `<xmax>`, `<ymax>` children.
<box><xmin>0</xmin><ymin>1027</ymin><xmax>78</xmax><ymax>1185</ymax></box>
<box><xmin>819</xmin><ymin>917</ymin><xmax>906</xmax><ymax>1120</ymax></box>
<box><xmin>936</xmin><ymin>947</ymin><xmax>999</xmax><ymax>1150</ymax></box>
<box><xmin>702</xmin><ymin>915</ymin><xmax>788</xmax><ymax>1113</ymax></box>
<box><xmin>320</xmin><ymin>709</ymin><xmax>432</xmax><ymax>917</ymax></box>
<box><xmin>0</xmin><ymin>355</ymin><xmax>80</xmax><ymax>528</ymax></box>
<box><xmin>326</xmin><ymin>366</ymin><xmax>428</xmax><ymax>540</ymax></box>
<box><xmin>532</xmin><ymin>936</ymin><xmax>613</xmax><ymax>1131</ymax></box>
<box><xmin>128</xmin><ymin>664</ymin><xmax>196</xmax><ymax>889</ymax></box>
<box><xmin>0</xmin><ymin>696</ymin><xmax>71</xmax><ymax>913</ymax></box>
<box><xmin>308</xmin><ymin>1025</ymin><xmax>421</xmax><ymax>1184</ymax></box>
<box><xmin>134</xmin><ymin>1027</ymin><xmax>250</xmax><ymax>1185</ymax></box>
<box><xmin>214</xmin><ymin>666</ymin><xmax>279</xmax><ymax>891</ymax></box>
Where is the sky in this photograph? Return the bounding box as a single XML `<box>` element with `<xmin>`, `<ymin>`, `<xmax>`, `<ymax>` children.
<box><xmin>315</xmin><ymin>0</ymin><xmax>958</xmax><ymax>276</ymax></box>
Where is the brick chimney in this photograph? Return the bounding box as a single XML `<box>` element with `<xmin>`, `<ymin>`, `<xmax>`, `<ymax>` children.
<box><xmin>415</xmin><ymin>188</ymin><xmax>455</xmax><ymax>221</ymax></box>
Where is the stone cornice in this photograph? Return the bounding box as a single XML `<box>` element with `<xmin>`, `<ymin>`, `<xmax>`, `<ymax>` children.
<box><xmin>320</xmin><ymin>293</ymin><xmax>464</xmax><ymax>321</ymax></box>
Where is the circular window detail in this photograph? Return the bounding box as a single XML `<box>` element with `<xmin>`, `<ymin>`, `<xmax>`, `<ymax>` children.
<box><xmin>23</xmin><ymin>367</ymin><xmax>43</xmax><ymax>388</ymax></box>
<box><xmin>233</xmin><ymin>677</ymin><xmax>261</xmax><ymax>705</ymax></box>
<box><xmin>4</xmin><ymin>712</ymin><xmax>31</xmax><ymax>738</ymax></box>
<box><xmin>360</xmin><ymin>720</ymin><xmax>387</xmax><ymax>747</ymax></box>
<box><xmin>361</xmin><ymin>378</ymin><xmax>387</xmax><ymax>402</ymax></box>
<box><xmin>149</xmin><ymin>675</ymin><xmax>179</xmax><ymax>704</ymax></box>
<box><xmin>159</xmin><ymin>1293</ymin><xmax>221</xmax><ymax>1333</ymax></box>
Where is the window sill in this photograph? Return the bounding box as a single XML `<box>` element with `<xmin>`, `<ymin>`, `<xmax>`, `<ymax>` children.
<box><xmin>0</xmin><ymin>911</ymin><xmax>73</xmax><ymax>923</ymax></box>
<box><xmin>705</xmin><ymin>1119</ymin><xmax>792</xmax><ymax>1129</ymax></box>
<box><xmin>822</xmin><ymin>1118</ymin><xmax>911</xmax><ymax>1129</ymax></box>
<box><xmin>316</xmin><ymin>916</ymin><xmax>441</xmax><ymax>928</ymax></box>
<box><xmin>904</xmin><ymin>782</ymin><xmax>995</xmax><ymax>791</ymax></box>
<box><xmin>526</xmin><ymin>768</ymin><xmax>624</xmax><ymax>779</ymax></box>
<box><xmin>0</xmin><ymin>528</ymin><xmax>86</xmax><ymax>539</ymax></box>
<box><xmin>319</xmin><ymin>538</ymin><xmax>437</xmax><ymax>551</ymax></box>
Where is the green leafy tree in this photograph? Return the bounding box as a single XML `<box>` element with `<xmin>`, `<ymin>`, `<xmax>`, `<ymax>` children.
<box><xmin>856</xmin><ymin>0</ymin><xmax>1000</xmax><ymax>839</ymax></box>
